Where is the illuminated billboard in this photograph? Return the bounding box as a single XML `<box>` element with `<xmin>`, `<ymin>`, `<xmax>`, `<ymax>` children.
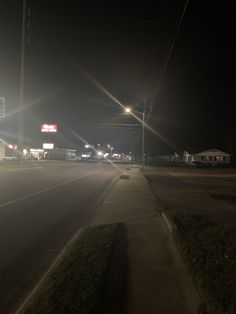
<box><xmin>40</xmin><ymin>124</ymin><xmax>58</xmax><ymax>133</ymax></box>
<box><xmin>43</xmin><ymin>143</ymin><xmax>54</xmax><ymax>149</ymax></box>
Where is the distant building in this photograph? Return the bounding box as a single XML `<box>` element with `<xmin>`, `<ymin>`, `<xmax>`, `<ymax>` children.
<box><xmin>0</xmin><ymin>141</ymin><xmax>18</xmax><ymax>160</ymax></box>
<box><xmin>151</xmin><ymin>152</ymin><xmax>181</xmax><ymax>164</ymax></box>
<box><xmin>183</xmin><ymin>149</ymin><xmax>231</xmax><ymax>165</ymax></box>
<box><xmin>0</xmin><ymin>141</ymin><xmax>5</xmax><ymax>159</ymax></box>
<box><xmin>172</xmin><ymin>152</ymin><xmax>181</xmax><ymax>163</ymax></box>
<box><xmin>47</xmin><ymin>148</ymin><xmax>76</xmax><ymax>160</ymax></box>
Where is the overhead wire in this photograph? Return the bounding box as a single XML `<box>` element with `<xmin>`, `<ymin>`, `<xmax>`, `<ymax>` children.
<box><xmin>145</xmin><ymin>0</ymin><xmax>190</xmax><ymax>125</ymax></box>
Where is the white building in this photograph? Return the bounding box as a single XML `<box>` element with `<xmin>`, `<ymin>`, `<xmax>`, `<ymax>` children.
<box><xmin>0</xmin><ymin>141</ymin><xmax>5</xmax><ymax>159</ymax></box>
<box><xmin>183</xmin><ymin>149</ymin><xmax>231</xmax><ymax>165</ymax></box>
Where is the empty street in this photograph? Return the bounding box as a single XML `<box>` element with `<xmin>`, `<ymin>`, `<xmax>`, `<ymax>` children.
<box><xmin>0</xmin><ymin>162</ymin><xmax>122</xmax><ymax>313</ymax></box>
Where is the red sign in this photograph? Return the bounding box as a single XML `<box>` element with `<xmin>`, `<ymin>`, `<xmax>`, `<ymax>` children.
<box><xmin>40</xmin><ymin>124</ymin><xmax>58</xmax><ymax>133</ymax></box>
<box><xmin>8</xmin><ymin>144</ymin><xmax>17</xmax><ymax>149</ymax></box>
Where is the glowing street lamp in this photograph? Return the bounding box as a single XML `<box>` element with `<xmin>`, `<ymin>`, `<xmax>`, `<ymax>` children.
<box><xmin>125</xmin><ymin>107</ymin><xmax>131</xmax><ymax>113</ymax></box>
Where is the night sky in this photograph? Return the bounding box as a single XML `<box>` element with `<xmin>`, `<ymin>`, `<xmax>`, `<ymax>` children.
<box><xmin>0</xmin><ymin>1</ymin><xmax>235</xmax><ymax>156</ymax></box>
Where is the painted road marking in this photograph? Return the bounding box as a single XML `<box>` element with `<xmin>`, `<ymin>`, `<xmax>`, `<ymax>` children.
<box><xmin>0</xmin><ymin>166</ymin><xmax>43</xmax><ymax>173</ymax></box>
<box><xmin>0</xmin><ymin>171</ymin><xmax>98</xmax><ymax>209</ymax></box>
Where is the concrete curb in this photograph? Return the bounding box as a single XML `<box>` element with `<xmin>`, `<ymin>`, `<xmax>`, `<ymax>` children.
<box><xmin>88</xmin><ymin>173</ymin><xmax>124</xmax><ymax>223</ymax></box>
<box><xmin>140</xmin><ymin>169</ymin><xmax>178</xmax><ymax>234</ymax></box>
<box><xmin>160</xmin><ymin>212</ymin><xmax>173</xmax><ymax>232</ymax></box>
<box><xmin>160</xmin><ymin>211</ymin><xmax>178</xmax><ymax>233</ymax></box>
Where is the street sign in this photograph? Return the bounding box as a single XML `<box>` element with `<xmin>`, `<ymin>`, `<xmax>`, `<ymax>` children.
<box><xmin>40</xmin><ymin>123</ymin><xmax>58</xmax><ymax>133</ymax></box>
<box><xmin>0</xmin><ymin>97</ymin><xmax>5</xmax><ymax>118</ymax></box>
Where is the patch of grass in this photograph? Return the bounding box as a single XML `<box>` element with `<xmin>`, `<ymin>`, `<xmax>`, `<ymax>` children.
<box><xmin>211</xmin><ymin>194</ymin><xmax>236</xmax><ymax>203</ymax></box>
<box><xmin>172</xmin><ymin>214</ymin><xmax>236</xmax><ymax>314</ymax></box>
<box><xmin>21</xmin><ymin>224</ymin><xmax>120</xmax><ymax>314</ymax></box>
<box><xmin>120</xmin><ymin>174</ymin><xmax>130</xmax><ymax>180</ymax></box>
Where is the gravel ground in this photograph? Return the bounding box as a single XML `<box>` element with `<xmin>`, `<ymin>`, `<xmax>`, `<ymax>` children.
<box><xmin>143</xmin><ymin>167</ymin><xmax>236</xmax><ymax>227</ymax></box>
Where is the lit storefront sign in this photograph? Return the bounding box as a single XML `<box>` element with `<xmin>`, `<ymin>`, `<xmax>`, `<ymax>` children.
<box><xmin>43</xmin><ymin>143</ymin><xmax>54</xmax><ymax>149</ymax></box>
<box><xmin>8</xmin><ymin>144</ymin><xmax>17</xmax><ymax>149</ymax></box>
<box><xmin>40</xmin><ymin>124</ymin><xmax>58</xmax><ymax>133</ymax></box>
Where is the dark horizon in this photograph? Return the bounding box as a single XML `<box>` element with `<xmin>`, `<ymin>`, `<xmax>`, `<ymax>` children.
<box><xmin>0</xmin><ymin>0</ymin><xmax>235</xmax><ymax>156</ymax></box>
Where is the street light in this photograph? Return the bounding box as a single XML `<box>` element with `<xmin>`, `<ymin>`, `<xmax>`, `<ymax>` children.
<box><xmin>125</xmin><ymin>107</ymin><xmax>131</xmax><ymax>113</ymax></box>
<box><xmin>124</xmin><ymin>102</ymin><xmax>146</xmax><ymax>168</ymax></box>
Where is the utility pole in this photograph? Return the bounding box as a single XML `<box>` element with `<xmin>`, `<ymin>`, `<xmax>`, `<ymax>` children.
<box><xmin>141</xmin><ymin>99</ymin><xmax>145</xmax><ymax>168</ymax></box>
<box><xmin>124</xmin><ymin>101</ymin><xmax>146</xmax><ymax>168</ymax></box>
<box><xmin>18</xmin><ymin>0</ymin><xmax>26</xmax><ymax>162</ymax></box>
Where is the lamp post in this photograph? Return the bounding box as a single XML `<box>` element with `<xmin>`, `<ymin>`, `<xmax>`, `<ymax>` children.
<box><xmin>141</xmin><ymin>103</ymin><xmax>145</xmax><ymax>168</ymax></box>
<box><xmin>125</xmin><ymin>102</ymin><xmax>146</xmax><ymax>168</ymax></box>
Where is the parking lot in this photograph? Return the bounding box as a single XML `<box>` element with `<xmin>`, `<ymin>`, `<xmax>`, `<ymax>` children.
<box><xmin>143</xmin><ymin>167</ymin><xmax>236</xmax><ymax>227</ymax></box>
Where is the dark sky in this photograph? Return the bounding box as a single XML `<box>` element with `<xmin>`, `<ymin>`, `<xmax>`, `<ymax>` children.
<box><xmin>0</xmin><ymin>0</ymin><xmax>235</xmax><ymax>155</ymax></box>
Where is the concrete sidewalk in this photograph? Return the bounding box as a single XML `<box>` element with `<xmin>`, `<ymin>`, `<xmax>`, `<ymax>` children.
<box><xmin>92</xmin><ymin>167</ymin><xmax>199</xmax><ymax>314</ymax></box>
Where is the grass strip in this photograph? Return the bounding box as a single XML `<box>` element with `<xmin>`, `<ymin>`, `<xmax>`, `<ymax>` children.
<box><xmin>21</xmin><ymin>224</ymin><xmax>120</xmax><ymax>314</ymax></box>
<box><xmin>172</xmin><ymin>214</ymin><xmax>236</xmax><ymax>314</ymax></box>
<box><xmin>120</xmin><ymin>175</ymin><xmax>130</xmax><ymax>180</ymax></box>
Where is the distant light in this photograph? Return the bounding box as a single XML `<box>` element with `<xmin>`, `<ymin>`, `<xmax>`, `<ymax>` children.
<box><xmin>8</xmin><ymin>144</ymin><xmax>14</xmax><ymax>149</ymax></box>
<box><xmin>81</xmin><ymin>154</ymin><xmax>90</xmax><ymax>158</ymax></box>
<box><xmin>85</xmin><ymin>144</ymin><xmax>91</xmax><ymax>148</ymax></box>
<box><xmin>40</xmin><ymin>123</ymin><xmax>58</xmax><ymax>133</ymax></box>
<box><xmin>104</xmin><ymin>153</ymin><xmax>109</xmax><ymax>157</ymax></box>
<box><xmin>125</xmin><ymin>107</ymin><xmax>131</xmax><ymax>113</ymax></box>
<box><xmin>97</xmin><ymin>151</ymin><xmax>103</xmax><ymax>156</ymax></box>
<box><xmin>23</xmin><ymin>148</ymin><xmax>28</xmax><ymax>156</ymax></box>
<box><xmin>30</xmin><ymin>148</ymin><xmax>44</xmax><ymax>152</ymax></box>
<box><xmin>112</xmin><ymin>153</ymin><xmax>121</xmax><ymax>160</ymax></box>
<box><xmin>43</xmin><ymin>143</ymin><xmax>54</xmax><ymax>149</ymax></box>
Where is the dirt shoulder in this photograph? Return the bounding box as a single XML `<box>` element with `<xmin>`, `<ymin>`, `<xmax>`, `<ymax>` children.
<box><xmin>143</xmin><ymin>167</ymin><xmax>236</xmax><ymax>227</ymax></box>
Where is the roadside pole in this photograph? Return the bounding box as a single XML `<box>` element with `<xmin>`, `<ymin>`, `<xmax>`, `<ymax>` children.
<box><xmin>141</xmin><ymin>99</ymin><xmax>145</xmax><ymax>168</ymax></box>
<box><xmin>18</xmin><ymin>0</ymin><xmax>26</xmax><ymax>163</ymax></box>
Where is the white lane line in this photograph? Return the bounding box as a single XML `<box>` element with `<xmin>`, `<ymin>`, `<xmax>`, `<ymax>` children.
<box><xmin>0</xmin><ymin>166</ymin><xmax>43</xmax><ymax>173</ymax></box>
<box><xmin>0</xmin><ymin>171</ymin><xmax>98</xmax><ymax>209</ymax></box>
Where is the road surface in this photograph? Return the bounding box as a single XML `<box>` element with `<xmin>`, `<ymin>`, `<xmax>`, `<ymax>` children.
<box><xmin>0</xmin><ymin>161</ymin><xmax>122</xmax><ymax>313</ymax></box>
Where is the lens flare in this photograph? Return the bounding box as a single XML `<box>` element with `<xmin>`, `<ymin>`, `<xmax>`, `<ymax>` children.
<box><xmin>78</xmin><ymin>66</ymin><xmax>178</xmax><ymax>151</ymax></box>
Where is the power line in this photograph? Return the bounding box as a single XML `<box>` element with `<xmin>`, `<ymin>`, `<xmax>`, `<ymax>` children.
<box><xmin>145</xmin><ymin>0</ymin><xmax>190</xmax><ymax>123</ymax></box>
<box><xmin>150</xmin><ymin>0</ymin><xmax>190</xmax><ymax>101</ymax></box>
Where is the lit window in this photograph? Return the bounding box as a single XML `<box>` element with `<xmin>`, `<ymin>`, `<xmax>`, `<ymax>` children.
<box><xmin>216</xmin><ymin>156</ymin><xmax>224</xmax><ymax>162</ymax></box>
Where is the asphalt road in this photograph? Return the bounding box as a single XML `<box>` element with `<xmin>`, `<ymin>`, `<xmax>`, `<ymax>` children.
<box><xmin>0</xmin><ymin>161</ymin><xmax>122</xmax><ymax>313</ymax></box>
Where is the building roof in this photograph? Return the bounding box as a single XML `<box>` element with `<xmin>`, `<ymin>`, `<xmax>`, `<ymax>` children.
<box><xmin>193</xmin><ymin>149</ymin><xmax>230</xmax><ymax>156</ymax></box>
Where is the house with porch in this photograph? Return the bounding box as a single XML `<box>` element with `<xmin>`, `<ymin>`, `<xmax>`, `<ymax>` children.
<box><xmin>183</xmin><ymin>149</ymin><xmax>231</xmax><ymax>165</ymax></box>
